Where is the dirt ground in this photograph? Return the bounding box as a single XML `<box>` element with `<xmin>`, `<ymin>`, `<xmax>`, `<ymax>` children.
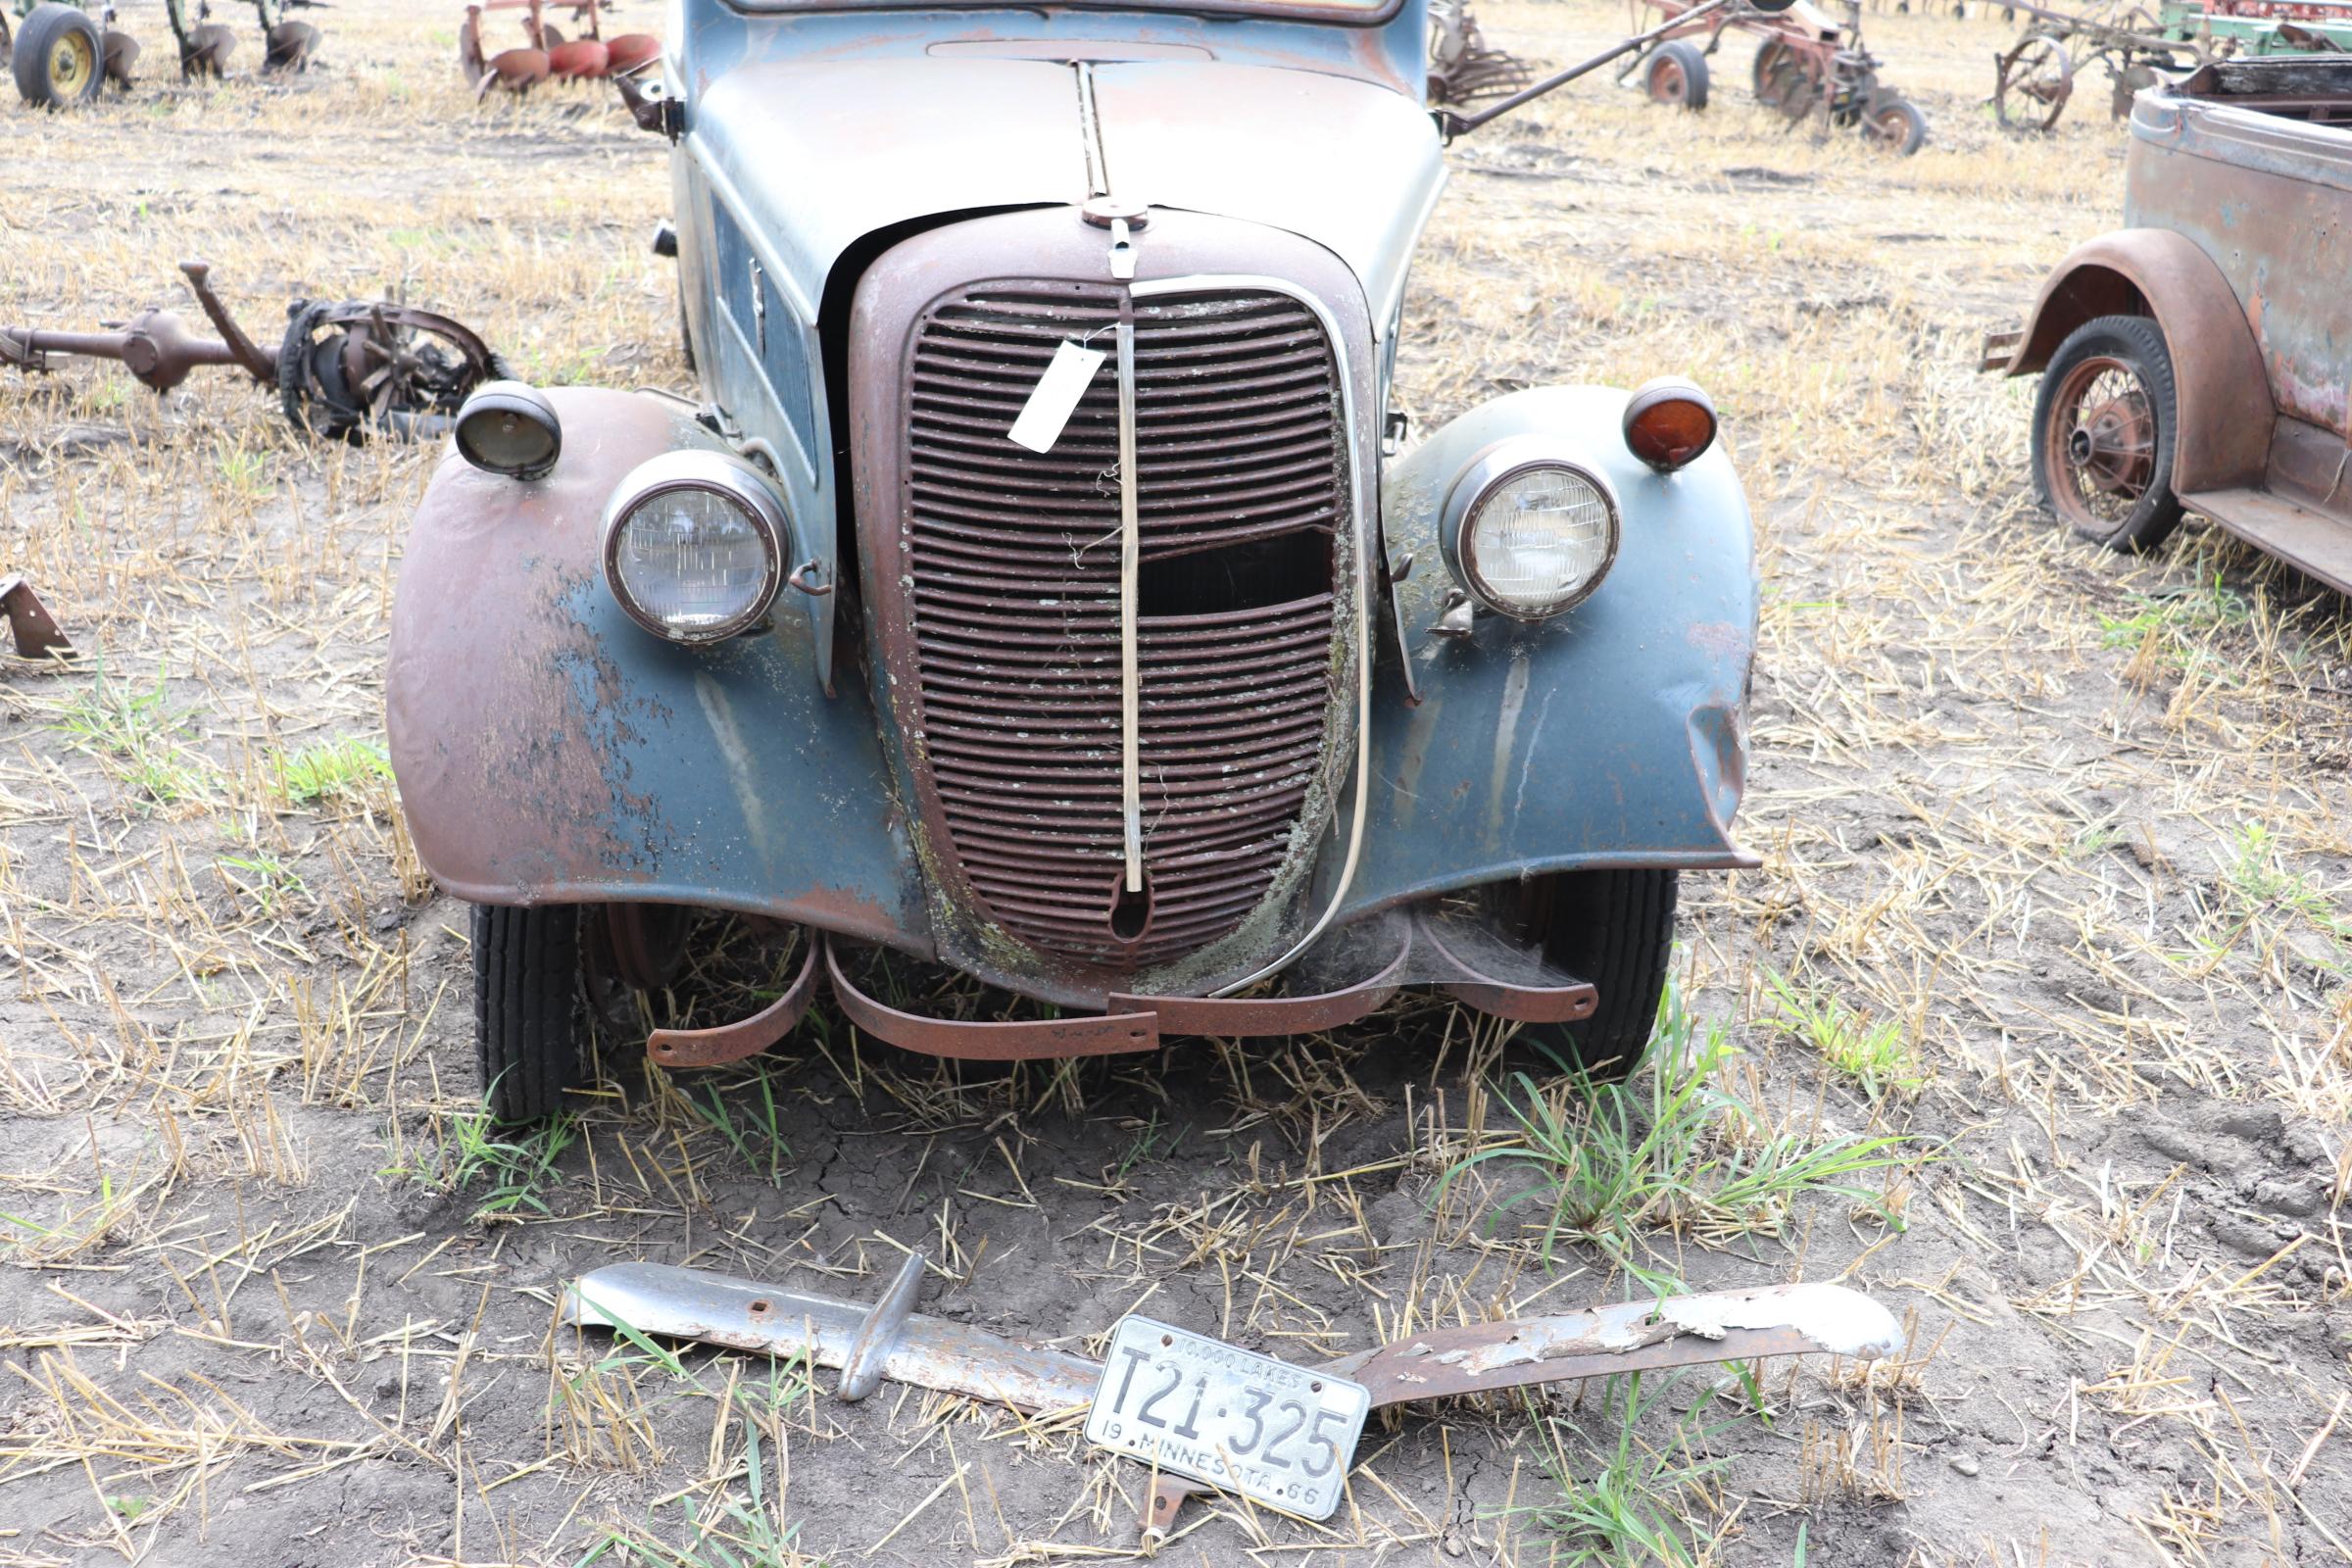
<box><xmin>3</xmin><ymin>1</ymin><xmax>2350</xmax><ymax>1563</ymax></box>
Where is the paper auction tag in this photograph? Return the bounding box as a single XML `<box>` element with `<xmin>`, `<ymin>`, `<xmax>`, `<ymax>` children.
<box><xmin>1006</xmin><ymin>339</ymin><xmax>1106</xmax><ymax>454</ymax></box>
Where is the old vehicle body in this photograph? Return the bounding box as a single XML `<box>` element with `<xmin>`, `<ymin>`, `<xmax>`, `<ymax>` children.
<box><xmin>1984</xmin><ymin>56</ymin><xmax>2352</xmax><ymax>594</ymax></box>
<box><xmin>389</xmin><ymin>0</ymin><xmax>1766</xmax><ymax>1116</ymax></box>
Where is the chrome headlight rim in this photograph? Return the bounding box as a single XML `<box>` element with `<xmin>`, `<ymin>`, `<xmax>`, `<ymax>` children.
<box><xmin>1441</xmin><ymin>438</ymin><xmax>1623</xmax><ymax>621</ymax></box>
<box><xmin>599</xmin><ymin>450</ymin><xmax>788</xmax><ymax>645</ymax></box>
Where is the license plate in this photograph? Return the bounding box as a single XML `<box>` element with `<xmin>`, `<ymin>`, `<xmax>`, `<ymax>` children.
<box><xmin>1084</xmin><ymin>1316</ymin><xmax>1370</xmax><ymax>1522</ymax></box>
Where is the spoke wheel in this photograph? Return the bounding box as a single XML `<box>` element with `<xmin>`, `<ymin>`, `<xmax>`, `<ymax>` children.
<box><xmin>2030</xmin><ymin>315</ymin><xmax>2184</xmax><ymax>552</ymax></box>
<box><xmin>1995</xmin><ymin>32</ymin><xmax>2075</xmax><ymax>130</ymax></box>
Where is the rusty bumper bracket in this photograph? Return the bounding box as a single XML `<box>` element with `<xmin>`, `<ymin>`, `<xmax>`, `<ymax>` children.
<box><xmin>813</xmin><ymin>911</ymin><xmax>1594</xmax><ymax>1064</ymax></box>
<box><xmin>1979</xmin><ymin>323</ymin><xmax>2025</xmax><ymax>373</ymax></box>
<box><xmin>564</xmin><ymin>1258</ymin><xmax>1902</xmax><ymax>1544</ymax></box>
<box><xmin>0</xmin><ymin>577</ymin><xmax>72</xmax><ymax>662</ymax></box>
<box><xmin>646</xmin><ymin>936</ymin><xmax>822</xmax><ymax>1069</ymax></box>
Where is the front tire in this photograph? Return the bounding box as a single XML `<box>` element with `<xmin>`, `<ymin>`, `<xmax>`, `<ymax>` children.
<box><xmin>1514</xmin><ymin>868</ymin><xmax>1680</xmax><ymax>1081</ymax></box>
<box><xmin>472</xmin><ymin>904</ymin><xmax>592</xmax><ymax>1121</ymax></box>
<box><xmin>2030</xmin><ymin>315</ymin><xmax>2184</xmax><ymax>552</ymax></box>
<box><xmin>13</xmin><ymin>5</ymin><xmax>104</xmax><ymax>108</ymax></box>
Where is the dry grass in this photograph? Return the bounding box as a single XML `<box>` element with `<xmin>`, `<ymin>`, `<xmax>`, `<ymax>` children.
<box><xmin>2</xmin><ymin>0</ymin><xmax>2349</xmax><ymax>1564</ymax></box>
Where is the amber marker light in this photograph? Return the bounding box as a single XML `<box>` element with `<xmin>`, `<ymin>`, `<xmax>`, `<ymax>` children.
<box><xmin>1621</xmin><ymin>378</ymin><xmax>1718</xmax><ymax>472</ymax></box>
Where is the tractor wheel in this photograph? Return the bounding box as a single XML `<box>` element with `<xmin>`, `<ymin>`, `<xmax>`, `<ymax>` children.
<box><xmin>1862</xmin><ymin>94</ymin><xmax>1929</xmax><ymax>154</ymax></box>
<box><xmin>13</xmin><ymin>5</ymin><xmax>104</xmax><ymax>108</ymax></box>
<box><xmin>2031</xmin><ymin>315</ymin><xmax>2184</xmax><ymax>552</ymax></box>
<box><xmin>1505</xmin><ymin>868</ymin><xmax>1681</xmax><ymax>1083</ymax></box>
<box><xmin>472</xmin><ymin>904</ymin><xmax>594</xmax><ymax>1121</ymax></box>
<box><xmin>1644</xmin><ymin>40</ymin><xmax>1710</xmax><ymax>109</ymax></box>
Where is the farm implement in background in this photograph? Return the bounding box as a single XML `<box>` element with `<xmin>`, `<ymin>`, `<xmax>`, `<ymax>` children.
<box><xmin>460</xmin><ymin>0</ymin><xmax>657</xmax><ymax>96</ymax></box>
<box><xmin>1625</xmin><ymin>0</ymin><xmax>1930</xmax><ymax>153</ymax></box>
<box><xmin>1426</xmin><ymin>0</ymin><xmax>1535</xmax><ymax>105</ymax></box>
<box><xmin>1992</xmin><ymin>0</ymin><xmax>2352</xmax><ymax>130</ymax></box>
<box><xmin>4</xmin><ymin>0</ymin><xmax>321</xmax><ymax>106</ymax></box>
<box><xmin>0</xmin><ymin>260</ymin><xmax>504</xmax><ymax>441</ymax></box>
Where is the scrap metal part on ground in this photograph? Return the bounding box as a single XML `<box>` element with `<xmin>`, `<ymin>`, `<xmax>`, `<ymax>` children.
<box><xmin>565</xmin><ymin>1255</ymin><xmax>1907</xmax><ymax>1543</ymax></box>
<box><xmin>0</xmin><ymin>260</ymin><xmax>505</xmax><ymax>440</ymax></box>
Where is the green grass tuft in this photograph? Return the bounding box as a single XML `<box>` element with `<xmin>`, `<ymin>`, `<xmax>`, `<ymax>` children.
<box><xmin>1446</xmin><ymin>984</ymin><xmax>1922</xmax><ymax>1288</ymax></box>
<box><xmin>272</xmin><ymin>735</ymin><xmax>392</xmax><ymax>807</ymax></box>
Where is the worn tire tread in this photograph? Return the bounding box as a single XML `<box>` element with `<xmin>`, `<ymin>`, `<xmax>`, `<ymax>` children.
<box><xmin>1525</xmin><ymin>868</ymin><xmax>1679</xmax><ymax>1081</ymax></box>
<box><xmin>12</xmin><ymin>5</ymin><xmax>104</xmax><ymax>108</ymax></box>
<box><xmin>473</xmin><ymin>904</ymin><xmax>586</xmax><ymax>1121</ymax></box>
<box><xmin>2030</xmin><ymin>314</ymin><xmax>2184</xmax><ymax>553</ymax></box>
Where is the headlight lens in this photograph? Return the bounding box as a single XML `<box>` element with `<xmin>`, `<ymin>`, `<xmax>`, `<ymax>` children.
<box><xmin>1450</xmin><ymin>455</ymin><xmax>1620</xmax><ymax>619</ymax></box>
<box><xmin>453</xmin><ymin>380</ymin><xmax>563</xmax><ymax>480</ymax></box>
<box><xmin>601</xmin><ymin>453</ymin><xmax>786</xmax><ymax>643</ymax></box>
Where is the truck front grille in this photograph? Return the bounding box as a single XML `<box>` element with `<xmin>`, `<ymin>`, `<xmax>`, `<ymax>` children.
<box><xmin>899</xmin><ymin>284</ymin><xmax>1347</xmax><ymax>970</ymax></box>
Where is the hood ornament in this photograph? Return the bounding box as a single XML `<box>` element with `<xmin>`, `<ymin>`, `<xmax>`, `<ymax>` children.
<box><xmin>1082</xmin><ymin>196</ymin><xmax>1150</xmax><ymax>281</ymax></box>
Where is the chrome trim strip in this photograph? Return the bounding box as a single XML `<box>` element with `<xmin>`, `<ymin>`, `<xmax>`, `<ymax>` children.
<box><xmin>1116</xmin><ymin>314</ymin><xmax>1144</xmax><ymax>891</ymax></box>
<box><xmin>1075</xmin><ymin>62</ymin><xmax>1110</xmax><ymax>199</ymax></box>
<box><xmin>1128</xmin><ymin>272</ymin><xmax>1371</xmax><ymax>996</ymax></box>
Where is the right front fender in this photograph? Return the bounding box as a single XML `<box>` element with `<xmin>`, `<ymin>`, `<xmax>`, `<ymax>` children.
<box><xmin>386</xmin><ymin>386</ymin><xmax>927</xmax><ymax>948</ymax></box>
<box><xmin>1340</xmin><ymin>386</ymin><xmax>1759</xmax><ymax>921</ymax></box>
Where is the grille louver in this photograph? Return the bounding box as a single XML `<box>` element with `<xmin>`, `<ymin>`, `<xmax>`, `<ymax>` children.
<box><xmin>899</xmin><ymin>285</ymin><xmax>1347</xmax><ymax>970</ymax></box>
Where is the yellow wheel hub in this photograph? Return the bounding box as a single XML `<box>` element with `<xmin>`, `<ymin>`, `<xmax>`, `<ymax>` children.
<box><xmin>49</xmin><ymin>30</ymin><xmax>95</xmax><ymax>96</ymax></box>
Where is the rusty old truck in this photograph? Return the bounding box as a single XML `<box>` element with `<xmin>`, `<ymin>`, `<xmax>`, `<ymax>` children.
<box><xmin>390</xmin><ymin>0</ymin><xmax>1774</xmax><ymax>1118</ymax></box>
<box><xmin>1984</xmin><ymin>56</ymin><xmax>2352</xmax><ymax>595</ymax></box>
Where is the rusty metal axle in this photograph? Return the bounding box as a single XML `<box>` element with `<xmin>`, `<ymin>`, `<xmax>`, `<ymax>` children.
<box><xmin>2</xmin><ymin>260</ymin><xmax>503</xmax><ymax>443</ymax></box>
<box><xmin>564</xmin><ymin>1257</ymin><xmax>1904</xmax><ymax>1543</ymax></box>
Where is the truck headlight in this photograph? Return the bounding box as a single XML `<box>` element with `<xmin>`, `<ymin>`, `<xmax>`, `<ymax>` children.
<box><xmin>1441</xmin><ymin>440</ymin><xmax>1620</xmax><ymax>619</ymax></box>
<box><xmin>601</xmin><ymin>452</ymin><xmax>786</xmax><ymax>644</ymax></box>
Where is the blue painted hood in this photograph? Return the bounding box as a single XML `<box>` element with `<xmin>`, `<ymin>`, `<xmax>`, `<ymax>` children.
<box><xmin>689</xmin><ymin>55</ymin><xmax>1445</xmax><ymax>331</ymax></box>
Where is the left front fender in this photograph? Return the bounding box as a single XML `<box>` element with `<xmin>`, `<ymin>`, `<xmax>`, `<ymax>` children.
<box><xmin>1342</xmin><ymin>385</ymin><xmax>1758</xmax><ymax>919</ymax></box>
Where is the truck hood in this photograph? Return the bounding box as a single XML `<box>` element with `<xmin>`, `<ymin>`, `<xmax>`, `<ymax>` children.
<box><xmin>689</xmin><ymin>56</ymin><xmax>1446</xmax><ymax>334</ymax></box>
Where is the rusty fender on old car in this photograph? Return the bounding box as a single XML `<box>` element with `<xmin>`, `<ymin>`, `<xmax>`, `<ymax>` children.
<box><xmin>390</xmin><ymin>0</ymin><xmax>1766</xmax><ymax>1118</ymax></box>
<box><xmin>1983</xmin><ymin>56</ymin><xmax>2352</xmax><ymax>594</ymax></box>
<box><xmin>566</xmin><ymin>1255</ymin><xmax>1903</xmax><ymax>1542</ymax></box>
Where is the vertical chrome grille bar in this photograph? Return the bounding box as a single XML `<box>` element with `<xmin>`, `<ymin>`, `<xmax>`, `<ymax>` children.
<box><xmin>1115</xmin><ymin>309</ymin><xmax>1143</xmax><ymax>892</ymax></box>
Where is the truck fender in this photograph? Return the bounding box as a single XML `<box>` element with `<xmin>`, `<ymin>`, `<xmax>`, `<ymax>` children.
<box><xmin>386</xmin><ymin>386</ymin><xmax>927</xmax><ymax>948</ymax></box>
<box><xmin>1342</xmin><ymin>385</ymin><xmax>1758</xmax><ymax>921</ymax></box>
<box><xmin>2000</xmin><ymin>227</ymin><xmax>2271</xmax><ymax>492</ymax></box>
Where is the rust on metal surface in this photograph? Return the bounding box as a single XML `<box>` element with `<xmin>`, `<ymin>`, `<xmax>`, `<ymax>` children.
<box><xmin>823</xmin><ymin>907</ymin><xmax>1600</xmax><ymax>1059</ymax></box>
<box><xmin>564</xmin><ymin>1259</ymin><xmax>1903</xmax><ymax>1544</ymax></box>
<box><xmin>1142</xmin><ymin>1281</ymin><xmax>1906</xmax><ymax>1535</ymax></box>
<box><xmin>1991</xmin><ymin>228</ymin><xmax>2274</xmax><ymax>493</ymax></box>
<box><xmin>647</xmin><ymin>934</ymin><xmax>821</xmax><ymax>1069</ymax></box>
<box><xmin>847</xmin><ymin>208</ymin><xmax>1374</xmax><ymax>1006</ymax></box>
<box><xmin>896</xmin><ymin>282</ymin><xmax>1343</xmax><ymax>971</ymax></box>
<box><xmin>1</xmin><ymin>261</ymin><xmax>500</xmax><ymax>444</ymax></box>
<box><xmin>827</xmin><ymin>939</ymin><xmax>1163</xmax><ymax>1060</ymax></box>
<box><xmin>0</xmin><ymin>577</ymin><xmax>72</xmax><ymax>662</ymax></box>
<box><xmin>1417</xmin><ymin>918</ymin><xmax>1598</xmax><ymax>1024</ymax></box>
